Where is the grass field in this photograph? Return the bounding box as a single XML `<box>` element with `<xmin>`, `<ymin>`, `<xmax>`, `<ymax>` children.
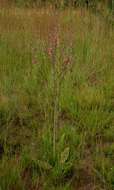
<box><xmin>0</xmin><ymin>5</ymin><xmax>114</xmax><ymax>190</ymax></box>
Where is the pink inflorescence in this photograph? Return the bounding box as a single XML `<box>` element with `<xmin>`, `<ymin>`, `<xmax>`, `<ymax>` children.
<box><xmin>63</xmin><ymin>57</ymin><xmax>71</xmax><ymax>66</ymax></box>
<box><xmin>47</xmin><ymin>47</ymin><xmax>53</xmax><ymax>57</ymax></box>
<box><xmin>47</xmin><ymin>26</ymin><xmax>60</xmax><ymax>58</ymax></box>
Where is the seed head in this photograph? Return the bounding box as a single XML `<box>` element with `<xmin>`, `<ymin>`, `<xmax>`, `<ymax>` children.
<box><xmin>63</xmin><ymin>57</ymin><xmax>71</xmax><ymax>66</ymax></box>
<box><xmin>47</xmin><ymin>47</ymin><xmax>53</xmax><ymax>57</ymax></box>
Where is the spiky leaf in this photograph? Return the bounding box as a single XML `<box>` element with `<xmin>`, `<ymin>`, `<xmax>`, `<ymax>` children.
<box><xmin>38</xmin><ymin>160</ymin><xmax>52</xmax><ymax>170</ymax></box>
<box><xmin>60</xmin><ymin>147</ymin><xmax>70</xmax><ymax>164</ymax></box>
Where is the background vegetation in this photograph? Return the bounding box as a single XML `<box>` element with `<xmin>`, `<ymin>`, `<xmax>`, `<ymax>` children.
<box><xmin>0</xmin><ymin>1</ymin><xmax>114</xmax><ymax>190</ymax></box>
<box><xmin>1</xmin><ymin>0</ymin><xmax>114</xmax><ymax>10</ymax></box>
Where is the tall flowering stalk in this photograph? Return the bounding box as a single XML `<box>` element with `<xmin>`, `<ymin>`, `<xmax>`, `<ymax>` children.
<box><xmin>48</xmin><ymin>25</ymin><xmax>60</xmax><ymax>158</ymax></box>
<box><xmin>47</xmin><ymin>24</ymin><xmax>73</xmax><ymax>159</ymax></box>
<box><xmin>31</xmin><ymin>22</ymin><xmax>73</xmax><ymax>160</ymax></box>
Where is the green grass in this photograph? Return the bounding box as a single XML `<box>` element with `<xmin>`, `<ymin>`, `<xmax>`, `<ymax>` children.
<box><xmin>0</xmin><ymin>6</ymin><xmax>114</xmax><ymax>190</ymax></box>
